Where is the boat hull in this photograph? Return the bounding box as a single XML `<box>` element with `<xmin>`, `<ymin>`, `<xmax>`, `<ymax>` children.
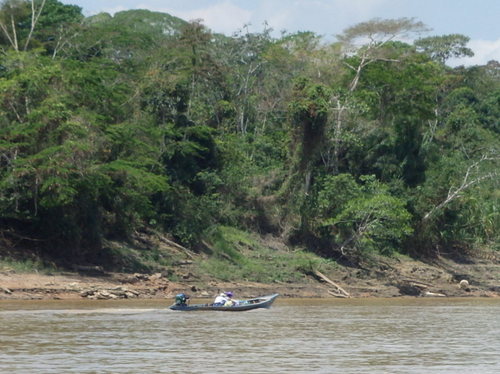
<box><xmin>169</xmin><ymin>293</ymin><xmax>279</xmax><ymax>311</ymax></box>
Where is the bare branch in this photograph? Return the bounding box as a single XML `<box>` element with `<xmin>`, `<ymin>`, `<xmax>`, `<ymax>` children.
<box><xmin>23</xmin><ymin>0</ymin><xmax>46</xmax><ymax>51</ymax></box>
<box><xmin>10</xmin><ymin>12</ymin><xmax>18</xmax><ymax>51</ymax></box>
<box><xmin>423</xmin><ymin>155</ymin><xmax>499</xmax><ymax>221</ymax></box>
<box><xmin>0</xmin><ymin>18</ymin><xmax>17</xmax><ymax>50</ymax></box>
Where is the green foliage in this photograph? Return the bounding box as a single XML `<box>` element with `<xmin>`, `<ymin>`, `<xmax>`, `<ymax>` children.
<box><xmin>316</xmin><ymin>173</ymin><xmax>361</xmax><ymax>220</ymax></box>
<box><xmin>415</xmin><ymin>34</ymin><xmax>474</xmax><ymax>64</ymax></box>
<box><xmin>0</xmin><ymin>256</ymin><xmax>57</xmax><ymax>274</ymax></box>
<box><xmin>478</xmin><ymin>89</ymin><xmax>500</xmax><ymax>133</ymax></box>
<box><xmin>0</xmin><ymin>0</ymin><xmax>83</xmax><ymax>53</ymax></box>
<box><xmin>32</xmin><ymin>0</ymin><xmax>83</xmax><ymax>54</ymax></box>
<box><xmin>289</xmin><ymin>77</ymin><xmax>330</xmax><ymax>125</ymax></box>
<box><xmin>412</xmin><ymin>150</ymin><xmax>499</xmax><ymax>253</ymax></box>
<box><xmin>338</xmin><ymin>17</ymin><xmax>428</xmax><ymax>46</ymax></box>
<box><xmin>282</xmin><ymin>77</ymin><xmax>330</xmax><ymax>201</ymax></box>
<box><xmin>315</xmin><ymin>175</ymin><xmax>413</xmax><ymax>255</ymax></box>
<box><xmin>328</xmin><ymin>189</ymin><xmax>413</xmax><ymax>255</ymax></box>
<box><xmin>394</xmin><ymin>115</ymin><xmax>426</xmax><ymax>186</ymax></box>
<box><xmin>205</xmin><ymin>226</ymin><xmax>244</xmax><ymax>262</ymax></box>
<box><xmin>0</xmin><ymin>7</ymin><xmax>498</xmax><ymax>269</ymax></box>
<box><xmin>163</xmin><ymin>122</ymin><xmax>218</xmax><ymax>187</ymax></box>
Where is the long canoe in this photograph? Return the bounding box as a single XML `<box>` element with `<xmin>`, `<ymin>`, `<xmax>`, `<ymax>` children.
<box><xmin>169</xmin><ymin>293</ymin><xmax>279</xmax><ymax>312</ymax></box>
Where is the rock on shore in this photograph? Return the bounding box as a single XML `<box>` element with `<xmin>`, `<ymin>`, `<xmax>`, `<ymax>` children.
<box><xmin>1</xmin><ymin>253</ymin><xmax>499</xmax><ymax>300</ymax></box>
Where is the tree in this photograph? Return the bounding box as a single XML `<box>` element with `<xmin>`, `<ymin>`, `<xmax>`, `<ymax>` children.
<box><xmin>337</xmin><ymin>18</ymin><xmax>427</xmax><ymax>91</ymax></box>
<box><xmin>409</xmin><ymin>59</ymin><xmax>500</xmax><ymax>254</ymax></box>
<box><xmin>347</xmin><ymin>47</ymin><xmax>442</xmax><ymax>185</ymax></box>
<box><xmin>0</xmin><ymin>0</ymin><xmax>46</xmax><ymax>52</ymax></box>
<box><xmin>325</xmin><ymin>18</ymin><xmax>429</xmax><ymax>172</ymax></box>
<box><xmin>0</xmin><ymin>0</ymin><xmax>83</xmax><ymax>57</ymax></box>
<box><xmin>33</xmin><ymin>0</ymin><xmax>82</xmax><ymax>58</ymax></box>
<box><xmin>323</xmin><ymin>176</ymin><xmax>413</xmax><ymax>255</ymax></box>
<box><xmin>0</xmin><ymin>45</ymin><xmax>169</xmax><ymax>257</ymax></box>
<box><xmin>422</xmin><ymin>154</ymin><xmax>499</xmax><ymax>222</ymax></box>
<box><xmin>213</xmin><ymin>25</ymin><xmax>273</xmax><ymax>135</ymax></box>
<box><xmin>286</xmin><ymin>77</ymin><xmax>330</xmax><ymax>194</ymax></box>
<box><xmin>1</xmin><ymin>9</ymin><xmax>498</xmax><ymax>263</ymax></box>
<box><xmin>415</xmin><ymin>34</ymin><xmax>474</xmax><ymax>65</ymax></box>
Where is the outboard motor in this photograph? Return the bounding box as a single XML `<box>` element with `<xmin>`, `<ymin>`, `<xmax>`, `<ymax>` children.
<box><xmin>175</xmin><ymin>293</ymin><xmax>189</xmax><ymax>306</ymax></box>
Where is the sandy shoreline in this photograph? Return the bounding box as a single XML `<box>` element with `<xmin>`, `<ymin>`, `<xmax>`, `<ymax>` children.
<box><xmin>1</xmin><ymin>264</ymin><xmax>498</xmax><ymax>301</ymax></box>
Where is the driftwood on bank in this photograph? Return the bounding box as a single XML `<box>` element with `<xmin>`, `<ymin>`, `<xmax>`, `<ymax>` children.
<box><xmin>423</xmin><ymin>291</ymin><xmax>446</xmax><ymax>297</ymax></box>
<box><xmin>327</xmin><ymin>290</ymin><xmax>349</xmax><ymax>298</ymax></box>
<box><xmin>156</xmin><ymin>234</ymin><xmax>196</xmax><ymax>259</ymax></box>
<box><xmin>314</xmin><ymin>270</ymin><xmax>351</xmax><ymax>298</ymax></box>
<box><xmin>396</xmin><ymin>279</ymin><xmax>448</xmax><ymax>297</ymax></box>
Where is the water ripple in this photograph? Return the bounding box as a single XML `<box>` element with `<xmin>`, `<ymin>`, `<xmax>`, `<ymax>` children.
<box><xmin>1</xmin><ymin>299</ymin><xmax>499</xmax><ymax>373</ymax></box>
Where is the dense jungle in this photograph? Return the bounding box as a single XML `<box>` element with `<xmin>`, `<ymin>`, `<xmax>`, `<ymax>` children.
<box><xmin>0</xmin><ymin>1</ymin><xmax>498</xmax><ymax>297</ymax></box>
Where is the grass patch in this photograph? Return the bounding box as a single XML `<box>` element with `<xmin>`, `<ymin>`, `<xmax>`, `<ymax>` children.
<box><xmin>198</xmin><ymin>226</ymin><xmax>337</xmax><ymax>282</ymax></box>
<box><xmin>0</xmin><ymin>257</ymin><xmax>57</xmax><ymax>274</ymax></box>
<box><xmin>99</xmin><ymin>239</ymin><xmax>188</xmax><ymax>274</ymax></box>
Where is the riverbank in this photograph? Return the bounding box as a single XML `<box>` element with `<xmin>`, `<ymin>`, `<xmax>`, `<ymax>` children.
<box><xmin>1</xmin><ymin>251</ymin><xmax>498</xmax><ymax>300</ymax></box>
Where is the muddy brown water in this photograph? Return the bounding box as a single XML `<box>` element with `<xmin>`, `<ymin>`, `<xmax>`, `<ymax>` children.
<box><xmin>1</xmin><ymin>298</ymin><xmax>499</xmax><ymax>373</ymax></box>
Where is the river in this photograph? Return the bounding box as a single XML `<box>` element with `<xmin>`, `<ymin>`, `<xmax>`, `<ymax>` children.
<box><xmin>1</xmin><ymin>298</ymin><xmax>499</xmax><ymax>373</ymax></box>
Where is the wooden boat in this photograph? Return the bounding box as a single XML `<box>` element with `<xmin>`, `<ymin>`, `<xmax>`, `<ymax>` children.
<box><xmin>169</xmin><ymin>293</ymin><xmax>279</xmax><ymax>311</ymax></box>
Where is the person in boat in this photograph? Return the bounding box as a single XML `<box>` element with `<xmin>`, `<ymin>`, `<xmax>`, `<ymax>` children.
<box><xmin>213</xmin><ymin>291</ymin><xmax>238</xmax><ymax>306</ymax></box>
<box><xmin>223</xmin><ymin>291</ymin><xmax>238</xmax><ymax>306</ymax></box>
<box><xmin>213</xmin><ymin>292</ymin><xmax>228</xmax><ymax>306</ymax></box>
<box><xmin>174</xmin><ymin>293</ymin><xmax>190</xmax><ymax>306</ymax></box>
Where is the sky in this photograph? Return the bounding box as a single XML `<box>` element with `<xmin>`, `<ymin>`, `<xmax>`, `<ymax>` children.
<box><xmin>60</xmin><ymin>0</ymin><xmax>500</xmax><ymax>66</ymax></box>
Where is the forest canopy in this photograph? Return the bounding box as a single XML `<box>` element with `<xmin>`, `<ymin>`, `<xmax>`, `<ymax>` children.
<box><xmin>0</xmin><ymin>1</ymin><xmax>498</xmax><ymax>266</ymax></box>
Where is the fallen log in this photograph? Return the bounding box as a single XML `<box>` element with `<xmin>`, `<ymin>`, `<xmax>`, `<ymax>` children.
<box><xmin>157</xmin><ymin>234</ymin><xmax>196</xmax><ymax>259</ymax></box>
<box><xmin>314</xmin><ymin>270</ymin><xmax>350</xmax><ymax>298</ymax></box>
<box><xmin>328</xmin><ymin>290</ymin><xmax>349</xmax><ymax>298</ymax></box>
<box><xmin>423</xmin><ymin>291</ymin><xmax>446</xmax><ymax>297</ymax></box>
<box><xmin>2</xmin><ymin>287</ymin><xmax>13</xmax><ymax>294</ymax></box>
